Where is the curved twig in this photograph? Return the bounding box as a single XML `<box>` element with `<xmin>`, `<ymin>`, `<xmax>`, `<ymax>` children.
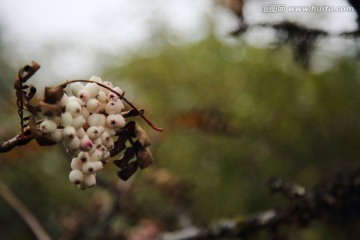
<box><xmin>0</xmin><ymin>180</ymin><xmax>52</xmax><ymax>240</ymax></box>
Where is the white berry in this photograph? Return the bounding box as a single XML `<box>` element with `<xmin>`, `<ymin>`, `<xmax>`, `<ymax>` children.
<box><xmin>106</xmin><ymin>92</ymin><xmax>119</xmax><ymax>102</ymax></box>
<box><xmin>71</xmin><ymin>157</ymin><xmax>83</xmax><ymax>170</ymax></box>
<box><xmin>80</xmin><ymin>136</ymin><xmax>93</xmax><ymax>152</ymax></box>
<box><xmin>106</xmin><ymin>138</ymin><xmax>114</xmax><ymax>150</ymax></box>
<box><xmin>101</xmin><ymin>81</ymin><xmax>113</xmax><ymax>94</ymax></box>
<box><xmin>92</xmin><ymin>161</ymin><xmax>103</xmax><ymax>172</ymax></box>
<box><xmin>103</xmin><ymin>81</ymin><xmax>113</xmax><ymax>89</ymax></box>
<box><xmin>40</xmin><ymin>119</ymin><xmax>57</xmax><ymax>134</ymax></box>
<box><xmin>85</xmin><ymin>83</ymin><xmax>100</xmax><ymax>98</ymax></box>
<box><xmin>96</xmin><ymin>91</ymin><xmax>107</xmax><ymax>103</ymax></box>
<box><xmin>86</xmin><ymin>98</ymin><xmax>101</xmax><ymax>113</ymax></box>
<box><xmin>115</xmin><ymin>99</ymin><xmax>125</xmax><ymax>112</ymax></box>
<box><xmin>77</xmin><ymin>151</ymin><xmax>90</xmax><ymax>163</ymax></box>
<box><xmin>101</xmin><ymin>132</ymin><xmax>111</xmax><ymax>144</ymax></box>
<box><xmin>70</xmin><ymin>82</ymin><xmax>84</xmax><ymax>96</ymax></box>
<box><xmin>104</xmin><ymin>127</ymin><xmax>116</xmax><ymax>136</ymax></box>
<box><xmin>60</xmin><ymin>93</ymin><xmax>69</xmax><ymax>107</ymax></box>
<box><xmin>90</xmin><ymin>149</ymin><xmax>103</xmax><ymax>162</ymax></box>
<box><xmin>72</xmin><ymin>115</ymin><xmax>86</xmax><ymax>129</ymax></box>
<box><xmin>106</xmin><ymin>114</ymin><xmax>126</xmax><ymax>128</ymax></box>
<box><xmin>82</xmin><ymin>173</ymin><xmax>96</xmax><ymax>187</ymax></box>
<box><xmin>93</xmin><ymin>138</ymin><xmax>103</xmax><ymax>149</ymax></box>
<box><xmin>68</xmin><ymin>96</ymin><xmax>84</xmax><ymax>106</ymax></box>
<box><xmin>69</xmin><ymin>170</ymin><xmax>84</xmax><ymax>184</ymax></box>
<box><xmin>81</xmin><ymin>107</ymin><xmax>90</xmax><ymax>119</ymax></box>
<box><xmin>64</xmin><ymin>136</ymin><xmax>80</xmax><ymax>150</ymax></box>
<box><xmin>61</xmin><ymin>112</ymin><xmax>73</xmax><ymax>127</ymax></box>
<box><xmin>77</xmin><ymin>89</ymin><xmax>91</xmax><ymax>102</ymax></box>
<box><xmin>50</xmin><ymin>129</ymin><xmax>63</xmax><ymax>143</ymax></box>
<box><xmin>66</xmin><ymin>101</ymin><xmax>82</xmax><ymax>117</ymax></box>
<box><xmin>76</xmin><ymin>128</ymin><xmax>86</xmax><ymax>138</ymax></box>
<box><xmin>105</xmin><ymin>101</ymin><xmax>120</xmax><ymax>115</ymax></box>
<box><xmin>113</xmin><ymin>87</ymin><xmax>123</xmax><ymax>96</ymax></box>
<box><xmin>89</xmin><ymin>76</ymin><xmax>102</xmax><ymax>83</ymax></box>
<box><xmin>63</xmin><ymin>126</ymin><xmax>76</xmax><ymax>139</ymax></box>
<box><xmin>86</xmin><ymin>126</ymin><xmax>101</xmax><ymax>139</ymax></box>
<box><xmin>87</xmin><ymin>113</ymin><xmax>101</xmax><ymax>126</ymax></box>
<box><xmin>82</xmin><ymin>162</ymin><xmax>96</xmax><ymax>174</ymax></box>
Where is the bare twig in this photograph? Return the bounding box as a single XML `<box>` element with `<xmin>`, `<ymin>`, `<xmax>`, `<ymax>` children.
<box><xmin>0</xmin><ymin>129</ymin><xmax>34</xmax><ymax>153</ymax></box>
<box><xmin>0</xmin><ymin>180</ymin><xmax>52</xmax><ymax>240</ymax></box>
<box><xmin>14</xmin><ymin>61</ymin><xmax>40</xmax><ymax>134</ymax></box>
<box><xmin>161</xmin><ymin>169</ymin><xmax>360</xmax><ymax>240</ymax></box>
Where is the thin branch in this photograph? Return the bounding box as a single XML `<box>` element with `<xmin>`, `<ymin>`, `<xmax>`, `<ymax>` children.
<box><xmin>161</xmin><ymin>169</ymin><xmax>360</xmax><ymax>240</ymax></box>
<box><xmin>14</xmin><ymin>61</ymin><xmax>41</xmax><ymax>134</ymax></box>
<box><xmin>0</xmin><ymin>129</ymin><xmax>34</xmax><ymax>153</ymax></box>
<box><xmin>0</xmin><ymin>180</ymin><xmax>52</xmax><ymax>240</ymax></box>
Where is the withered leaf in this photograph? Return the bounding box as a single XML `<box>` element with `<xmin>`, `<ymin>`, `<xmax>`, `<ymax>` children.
<box><xmin>137</xmin><ymin>147</ymin><xmax>154</xmax><ymax>169</ymax></box>
<box><xmin>117</xmin><ymin>161</ymin><xmax>138</xmax><ymax>181</ymax></box>
<box><xmin>44</xmin><ymin>86</ymin><xmax>64</xmax><ymax>104</ymax></box>
<box><xmin>124</xmin><ymin>122</ymin><xmax>150</xmax><ymax>147</ymax></box>
<box><xmin>29</xmin><ymin>115</ymin><xmax>42</xmax><ymax>139</ymax></box>
<box><xmin>125</xmin><ymin>121</ymin><xmax>136</xmax><ymax>138</ymax></box>
<box><xmin>18</xmin><ymin>61</ymin><xmax>41</xmax><ymax>83</ymax></box>
<box><xmin>122</xmin><ymin>109</ymin><xmax>144</xmax><ymax>118</ymax></box>
<box><xmin>110</xmin><ymin>130</ymin><xmax>128</xmax><ymax>157</ymax></box>
<box><xmin>25</xmin><ymin>104</ymin><xmax>38</xmax><ymax>116</ymax></box>
<box><xmin>38</xmin><ymin>100</ymin><xmax>62</xmax><ymax>117</ymax></box>
<box><xmin>113</xmin><ymin>147</ymin><xmax>135</xmax><ymax>169</ymax></box>
<box><xmin>27</xmin><ymin>85</ymin><xmax>37</xmax><ymax>100</ymax></box>
<box><xmin>35</xmin><ymin>136</ymin><xmax>56</xmax><ymax>146</ymax></box>
<box><xmin>21</xmin><ymin>92</ymin><xmax>37</xmax><ymax>116</ymax></box>
<box><xmin>134</xmin><ymin>123</ymin><xmax>151</xmax><ymax>148</ymax></box>
<box><xmin>14</xmin><ymin>61</ymin><xmax>40</xmax><ymax>91</ymax></box>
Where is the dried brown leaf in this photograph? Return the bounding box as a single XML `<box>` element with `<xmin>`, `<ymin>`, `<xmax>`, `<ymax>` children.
<box><xmin>14</xmin><ymin>61</ymin><xmax>41</xmax><ymax>87</ymax></box>
<box><xmin>134</xmin><ymin>123</ymin><xmax>151</xmax><ymax>148</ymax></box>
<box><xmin>122</xmin><ymin>109</ymin><xmax>144</xmax><ymax>118</ymax></box>
<box><xmin>38</xmin><ymin>100</ymin><xmax>62</xmax><ymax>117</ymax></box>
<box><xmin>44</xmin><ymin>86</ymin><xmax>64</xmax><ymax>104</ymax></box>
<box><xmin>35</xmin><ymin>136</ymin><xmax>56</xmax><ymax>146</ymax></box>
<box><xmin>117</xmin><ymin>161</ymin><xmax>138</xmax><ymax>181</ymax></box>
<box><xmin>29</xmin><ymin>116</ymin><xmax>42</xmax><ymax>139</ymax></box>
<box><xmin>125</xmin><ymin>121</ymin><xmax>136</xmax><ymax>138</ymax></box>
<box><xmin>110</xmin><ymin>130</ymin><xmax>128</xmax><ymax>157</ymax></box>
<box><xmin>27</xmin><ymin>85</ymin><xmax>37</xmax><ymax>100</ymax></box>
<box><xmin>137</xmin><ymin>147</ymin><xmax>154</xmax><ymax>169</ymax></box>
<box><xmin>113</xmin><ymin>147</ymin><xmax>135</xmax><ymax>169</ymax></box>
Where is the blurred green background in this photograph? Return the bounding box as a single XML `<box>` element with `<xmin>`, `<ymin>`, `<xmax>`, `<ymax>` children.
<box><xmin>1</xmin><ymin>10</ymin><xmax>360</xmax><ymax>240</ymax></box>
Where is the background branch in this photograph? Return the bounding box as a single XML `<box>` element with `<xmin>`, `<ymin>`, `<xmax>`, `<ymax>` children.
<box><xmin>161</xmin><ymin>169</ymin><xmax>360</xmax><ymax>240</ymax></box>
<box><xmin>0</xmin><ymin>180</ymin><xmax>51</xmax><ymax>240</ymax></box>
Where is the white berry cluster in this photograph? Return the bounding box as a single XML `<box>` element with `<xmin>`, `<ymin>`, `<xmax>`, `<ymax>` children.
<box><xmin>39</xmin><ymin>76</ymin><xmax>126</xmax><ymax>189</ymax></box>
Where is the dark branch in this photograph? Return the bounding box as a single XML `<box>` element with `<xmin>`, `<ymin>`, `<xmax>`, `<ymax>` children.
<box><xmin>161</xmin><ymin>169</ymin><xmax>360</xmax><ymax>240</ymax></box>
<box><xmin>0</xmin><ymin>129</ymin><xmax>34</xmax><ymax>153</ymax></box>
